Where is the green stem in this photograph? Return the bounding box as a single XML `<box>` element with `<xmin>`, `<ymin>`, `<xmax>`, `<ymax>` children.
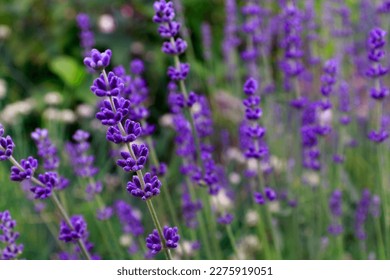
<box><xmin>226</xmin><ymin>224</ymin><xmax>239</xmax><ymax>259</ymax></box>
<box><xmin>186</xmin><ymin>178</ymin><xmax>214</xmax><ymax>259</ymax></box>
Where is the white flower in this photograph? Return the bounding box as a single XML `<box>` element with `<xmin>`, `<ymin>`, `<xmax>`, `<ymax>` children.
<box><xmin>245</xmin><ymin>210</ymin><xmax>260</xmax><ymax>226</ymax></box>
<box><xmin>319</xmin><ymin>108</ymin><xmax>332</xmax><ymax>126</ymax></box>
<box><xmin>247</xmin><ymin>158</ymin><xmax>259</xmax><ymax>172</ymax></box>
<box><xmin>119</xmin><ymin>235</ymin><xmax>133</xmax><ymax>247</ymax></box>
<box><xmin>303</xmin><ymin>171</ymin><xmax>320</xmax><ymax>186</ymax></box>
<box><xmin>159</xmin><ymin>114</ymin><xmax>174</xmax><ymax>128</ymax></box>
<box><xmin>44</xmin><ymin>91</ymin><xmax>63</xmax><ymax>105</ymax></box>
<box><xmin>211</xmin><ymin>189</ymin><xmax>233</xmax><ymax>212</ymax></box>
<box><xmin>98</xmin><ymin>14</ymin><xmax>116</xmax><ymax>33</ymax></box>
<box><xmin>0</xmin><ymin>98</ymin><xmax>36</xmax><ymax>124</ymax></box>
<box><xmin>43</xmin><ymin>108</ymin><xmax>76</xmax><ymax>123</ymax></box>
<box><xmin>76</xmin><ymin>104</ymin><xmax>95</xmax><ymax>118</ymax></box>
<box><xmin>228</xmin><ymin>172</ymin><xmax>241</xmax><ymax>185</ymax></box>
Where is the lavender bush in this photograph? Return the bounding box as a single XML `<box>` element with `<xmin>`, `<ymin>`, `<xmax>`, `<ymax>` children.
<box><xmin>0</xmin><ymin>0</ymin><xmax>390</xmax><ymax>260</ymax></box>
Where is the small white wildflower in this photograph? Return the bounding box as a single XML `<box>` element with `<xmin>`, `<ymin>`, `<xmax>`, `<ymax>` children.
<box><xmin>98</xmin><ymin>14</ymin><xmax>116</xmax><ymax>33</ymax></box>
<box><xmin>159</xmin><ymin>114</ymin><xmax>174</xmax><ymax>128</ymax></box>
<box><xmin>245</xmin><ymin>210</ymin><xmax>260</xmax><ymax>226</ymax></box>
<box><xmin>191</xmin><ymin>103</ymin><xmax>201</xmax><ymax>114</ymax></box>
<box><xmin>0</xmin><ymin>98</ymin><xmax>36</xmax><ymax>124</ymax></box>
<box><xmin>211</xmin><ymin>189</ymin><xmax>233</xmax><ymax>212</ymax></box>
<box><xmin>319</xmin><ymin>108</ymin><xmax>332</xmax><ymax>126</ymax></box>
<box><xmin>76</xmin><ymin>104</ymin><xmax>95</xmax><ymax>118</ymax></box>
<box><xmin>60</xmin><ymin>109</ymin><xmax>76</xmax><ymax>123</ymax></box>
<box><xmin>229</xmin><ymin>172</ymin><xmax>241</xmax><ymax>185</ymax></box>
<box><xmin>119</xmin><ymin>235</ymin><xmax>133</xmax><ymax>247</ymax></box>
<box><xmin>269</xmin><ymin>201</ymin><xmax>280</xmax><ymax>213</ymax></box>
<box><xmin>44</xmin><ymin>91</ymin><xmax>63</xmax><ymax>105</ymax></box>
<box><xmin>303</xmin><ymin>171</ymin><xmax>320</xmax><ymax>186</ymax></box>
<box><xmin>247</xmin><ymin>158</ymin><xmax>259</xmax><ymax>172</ymax></box>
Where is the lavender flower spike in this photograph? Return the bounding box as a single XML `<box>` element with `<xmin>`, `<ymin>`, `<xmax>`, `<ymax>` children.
<box><xmin>84</xmin><ymin>49</ymin><xmax>112</xmax><ymax>71</ymax></box>
<box><xmin>0</xmin><ymin>210</ymin><xmax>24</xmax><ymax>260</ymax></box>
<box><xmin>366</xmin><ymin>27</ymin><xmax>389</xmax><ymax>143</ymax></box>
<box><xmin>0</xmin><ymin>124</ymin><xmax>15</xmax><ymax>161</ymax></box>
<box><xmin>146</xmin><ymin>226</ymin><xmax>180</xmax><ymax>256</ymax></box>
<box><xmin>59</xmin><ymin>215</ymin><xmax>87</xmax><ymax>243</ymax></box>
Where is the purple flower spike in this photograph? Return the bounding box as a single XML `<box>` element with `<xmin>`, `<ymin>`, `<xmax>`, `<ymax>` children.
<box><xmin>162</xmin><ymin>38</ymin><xmax>187</xmax><ymax>55</ymax></box>
<box><xmin>117</xmin><ymin>144</ymin><xmax>149</xmax><ymax>172</ymax></box>
<box><xmin>368</xmin><ymin>129</ymin><xmax>389</xmax><ymax>143</ymax></box>
<box><xmin>10</xmin><ymin>156</ymin><xmax>38</xmax><ymax>181</ymax></box>
<box><xmin>106</xmin><ymin>120</ymin><xmax>142</xmax><ymax>144</ymax></box>
<box><xmin>321</xmin><ymin>59</ymin><xmax>337</xmax><ymax>97</ymax></box>
<box><xmin>29</xmin><ymin>172</ymin><xmax>58</xmax><ymax>199</ymax></box>
<box><xmin>265</xmin><ymin>187</ymin><xmax>277</xmax><ymax>201</ymax></box>
<box><xmin>355</xmin><ymin>189</ymin><xmax>371</xmax><ymax>240</ymax></box>
<box><xmin>0</xmin><ymin>210</ymin><xmax>24</xmax><ymax>260</ymax></box>
<box><xmin>243</xmin><ymin>78</ymin><xmax>258</xmax><ymax>95</ymax></box>
<box><xmin>153</xmin><ymin>0</ymin><xmax>175</xmax><ymax>23</ymax></box>
<box><xmin>163</xmin><ymin>226</ymin><xmax>180</xmax><ymax>248</ymax></box>
<box><xmin>83</xmin><ymin>49</ymin><xmax>112</xmax><ymax>71</ymax></box>
<box><xmin>146</xmin><ymin>226</ymin><xmax>180</xmax><ymax>256</ymax></box>
<box><xmin>146</xmin><ymin>229</ymin><xmax>162</xmax><ymax>255</ymax></box>
<box><xmin>254</xmin><ymin>192</ymin><xmax>265</xmax><ymax>205</ymax></box>
<box><xmin>167</xmin><ymin>63</ymin><xmax>190</xmax><ymax>81</ymax></box>
<box><xmin>127</xmin><ymin>172</ymin><xmax>161</xmax><ymax>200</ymax></box>
<box><xmin>76</xmin><ymin>13</ymin><xmax>90</xmax><ymax>30</ymax></box>
<box><xmin>91</xmin><ymin>71</ymin><xmax>124</xmax><ymax>97</ymax></box>
<box><xmin>115</xmin><ymin>200</ymin><xmax>144</xmax><ymax>236</ymax></box>
<box><xmin>59</xmin><ymin>215</ymin><xmax>87</xmax><ymax>243</ymax></box>
<box><xmin>31</xmin><ymin>128</ymin><xmax>60</xmax><ymax>171</ymax></box>
<box><xmin>158</xmin><ymin>21</ymin><xmax>181</xmax><ymax>38</ymax></box>
<box><xmin>217</xmin><ymin>213</ymin><xmax>234</xmax><ymax>225</ymax></box>
<box><xmin>130</xmin><ymin>59</ymin><xmax>145</xmax><ymax>75</ymax></box>
<box><xmin>0</xmin><ymin>134</ymin><xmax>15</xmax><ymax>161</ymax></box>
<box><xmin>96</xmin><ymin>97</ymin><xmax>130</xmax><ymax>126</ymax></box>
<box><xmin>329</xmin><ymin>190</ymin><xmax>342</xmax><ymax>217</ymax></box>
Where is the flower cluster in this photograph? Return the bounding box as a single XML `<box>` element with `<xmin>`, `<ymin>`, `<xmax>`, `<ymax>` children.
<box><xmin>76</xmin><ymin>13</ymin><xmax>95</xmax><ymax>57</ymax></box>
<box><xmin>240</xmin><ymin>1</ymin><xmax>262</xmax><ymax>81</ymax></box>
<box><xmin>59</xmin><ymin>215</ymin><xmax>87</xmax><ymax>243</ymax></box>
<box><xmin>0</xmin><ymin>124</ymin><xmax>14</xmax><ymax>161</ymax></box>
<box><xmin>355</xmin><ymin>189</ymin><xmax>381</xmax><ymax>240</ymax></box>
<box><xmin>31</xmin><ymin>128</ymin><xmax>69</xmax><ymax>190</ymax></box>
<box><xmin>66</xmin><ymin>130</ymin><xmax>102</xmax><ymax>200</ymax></box>
<box><xmin>254</xmin><ymin>187</ymin><xmax>277</xmax><ymax>205</ymax></box>
<box><xmin>115</xmin><ymin>200</ymin><xmax>144</xmax><ymax>237</ymax></box>
<box><xmin>181</xmin><ymin>191</ymin><xmax>202</xmax><ymax>228</ymax></box>
<box><xmin>366</xmin><ymin>27</ymin><xmax>389</xmax><ymax>143</ymax></box>
<box><xmin>0</xmin><ymin>210</ymin><xmax>23</xmax><ymax>260</ymax></box>
<box><xmin>146</xmin><ymin>226</ymin><xmax>180</xmax><ymax>255</ymax></box>
<box><xmin>328</xmin><ymin>190</ymin><xmax>343</xmax><ymax>236</ymax></box>
<box><xmin>223</xmin><ymin>0</ymin><xmax>240</xmax><ymax>80</ymax></box>
<box><xmin>280</xmin><ymin>1</ymin><xmax>305</xmax><ymax>92</ymax></box>
<box><xmin>300</xmin><ymin>102</ymin><xmax>328</xmax><ymax>171</ymax></box>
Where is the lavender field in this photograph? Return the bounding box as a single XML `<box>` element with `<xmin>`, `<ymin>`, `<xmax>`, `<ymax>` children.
<box><xmin>0</xmin><ymin>0</ymin><xmax>389</xmax><ymax>260</ymax></box>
